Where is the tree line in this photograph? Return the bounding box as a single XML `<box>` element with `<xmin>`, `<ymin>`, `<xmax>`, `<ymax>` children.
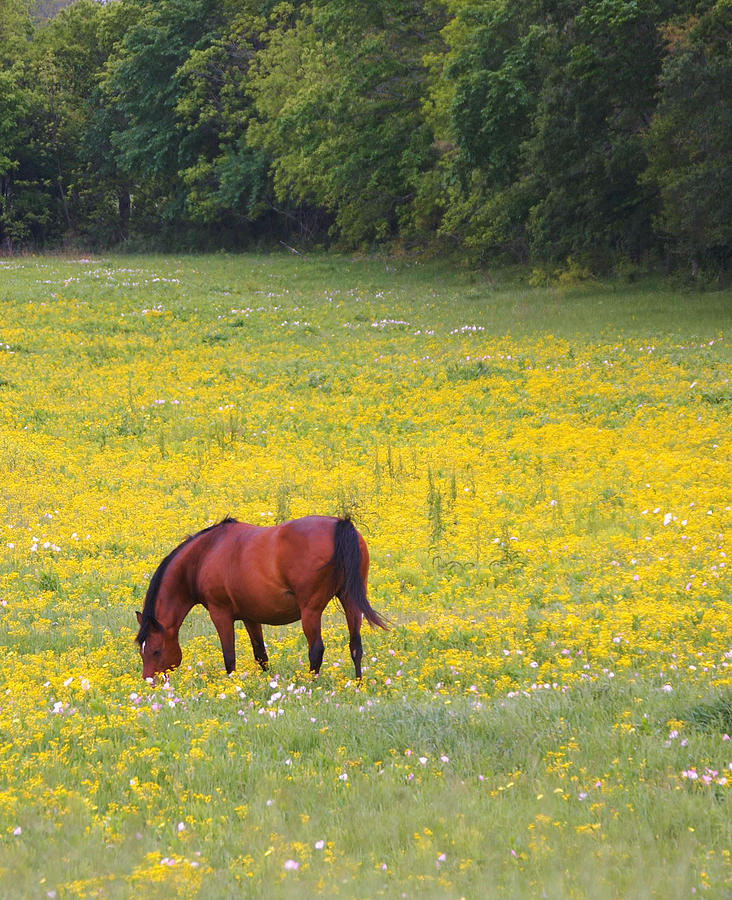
<box><xmin>1</xmin><ymin>0</ymin><xmax>730</xmax><ymax>272</ymax></box>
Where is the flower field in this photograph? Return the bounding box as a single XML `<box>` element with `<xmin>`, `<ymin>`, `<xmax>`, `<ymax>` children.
<box><xmin>0</xmin><ymin>254</ymin><xmax>730</xmax><ymax>898</ymax></box>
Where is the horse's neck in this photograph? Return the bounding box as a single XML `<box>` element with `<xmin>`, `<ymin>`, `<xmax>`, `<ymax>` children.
<box><xmin>156</xmin><ymin>587</ymin><xmax>195</xmax><ymax>633</ymax></box>
<box><xmin>156</xmin><ymin>543</ymin><xmax>202</xmax><ymax>631</ymax></box>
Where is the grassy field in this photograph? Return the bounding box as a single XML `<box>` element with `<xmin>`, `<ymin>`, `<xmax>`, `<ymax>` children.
<box><xmin>0</xmin><ymin>253</ymin><xmax>731</xmax><ymax>898</ymax></box>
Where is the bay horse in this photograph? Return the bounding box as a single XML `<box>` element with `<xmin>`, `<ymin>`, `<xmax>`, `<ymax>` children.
<box><xmin>135</xmin><ymin>516</ymin><xmax>386</xmax><ymax>680</ymax></box>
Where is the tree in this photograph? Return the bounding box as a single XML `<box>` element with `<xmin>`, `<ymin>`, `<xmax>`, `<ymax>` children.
<box><xmin>523</xmin><ymin>0</ymin><xmax>679</xmax><ymax>265</ymax></box>
<box><xmin>427</xmin><ymin>0</ymin><xmax>545</xmax><ymax>260</ymax></box>
<box><xmin>0</xmin><ymin>0</ymin><xmax>32</xmax><ymax>61</ymax></box>
<box><xmin>101</xmin><ymin>0</ymin><xmax>228</xmax><ymax>242</ymax></box>
<box><xmin>433</xmin><ymin>0</ymin><xmax>700</xmax><ymax>266</ymax></box>
<box><xmin>0</xmin><ymin>0</ymin><xmax>34</xmax><ymax>248</ymax></box>
<box><xmin>249</xmin><ymin>1</ymin><xmax>446</xmax><ymax>246</ymax></box>
<box><xmin>23</xmin><ymin>0</ymin><xmax>138</xmax><ymax>246</ymax></box>
<box><xmin>1</xmin><ymin>0</ymin><xmax>728</xmax><ymax>267</ymax></box>
<box><xmin>644</xmin><ymin>1</ymin><xmax>732</xmax><ymax>272</ymax></box>
<box><xmin>174</xmin><ymin>6</ymin><xmax>274</xmax><ymax>240</ymax></box>
<box><xmin>54</xmin><ymin>0</ymin><xmax>141</xmax><ymax>244</ymax></box>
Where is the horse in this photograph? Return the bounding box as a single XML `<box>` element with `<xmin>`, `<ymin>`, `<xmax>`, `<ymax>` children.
<box><xmin>135</xmin><ymin>515</ymin><xmax>387</xmax><ymax>681</ymax></box>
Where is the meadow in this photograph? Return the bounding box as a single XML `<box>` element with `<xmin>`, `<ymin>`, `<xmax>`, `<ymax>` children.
<box><xmin>0</xmin><ymin>253</ymin><xmax>730</xmax><ymax>899</ymax></box>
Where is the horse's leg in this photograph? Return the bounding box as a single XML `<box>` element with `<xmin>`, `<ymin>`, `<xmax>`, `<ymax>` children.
<box><xmin>243</xmin><ymin>621</ymin><xmax>269</xmax><ymax>671</ymax></box>
<box><xmin>208</xmin><ymin>606</ymin><xmax>236</xmax><ymax>674</ymax></box>
<box><xmin>343</xmin><ymin>603</ymin><xmax>364</xmax><ymax>678</ymax></box>
<box><xmin>300</xmin><ymin>606</ymin><xmax>325</xmax><ymax>674</ymax></box>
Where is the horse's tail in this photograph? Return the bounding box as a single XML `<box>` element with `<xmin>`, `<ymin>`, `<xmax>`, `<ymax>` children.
<box><xmin>331</xmin><ymin>518</ymin><xmax>388</xmax><ymax>629</ymax></box>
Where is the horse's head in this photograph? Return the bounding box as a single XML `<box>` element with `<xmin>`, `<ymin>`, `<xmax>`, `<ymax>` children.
<box><xmin>135</xmin><ymin>611</ymin><xmax>182</xmax><ymax>680</ymax></box>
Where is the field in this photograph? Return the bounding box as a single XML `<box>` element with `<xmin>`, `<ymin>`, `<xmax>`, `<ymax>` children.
<box><xmin>0</xmin><ymin>253</ymin><xmax>731</xmax><ymax>899</ymax></box>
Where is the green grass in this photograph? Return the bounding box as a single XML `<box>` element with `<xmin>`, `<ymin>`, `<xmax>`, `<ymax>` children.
<box><xmin>6</xmin><ymin>675</ymin><xmax>732</xmax><ymax>899</ymax></box>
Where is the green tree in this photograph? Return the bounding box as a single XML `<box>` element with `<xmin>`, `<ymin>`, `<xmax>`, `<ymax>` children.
<box><xmin>249</xmin><ymin>1</ymin><xmax>445</xmax><ymax>246</ymax></box>
<box><xmin>0</xmin><ymin>0</ymin><xmax>34</xmax><ymax>248</ymax></box>
<box><xmin>0</xmin><ymin>66</ymin><xmax>30</xmax><ymax>249</ymax></box>
<box><xmin>644</xmin><ymin>1</ymin><xmax>732</xmax><ymax>272</ymax></box>
<box><xmin>433</xmin><ymin>0</ymin><xmax>700</xmax><ymax>266</ymax></box>
<box><xmin>0</xmin><ymin>0</ymin><xmax>134</xmax><ymax>248</ymax></box>
<box><xmin>55</xmin><ymin>0</ymin><xmax>140</xmax><ymax>244</ymax></box>
<box><xmin>101</xmin><ymin>0</ymin><xmax>228</xmax><ymax>242</ymax></box>
<box><xmin>524</xmin><ymin>0</ymin><xmax>679</xmax><ymax>265</ymax></box>
<box><xmin>427</xmin><ymin>0</ymin><xmax>544</xmax><ymax>260</ymax></box>
<box><xmin>26</xmin><ymin>0</ymin><xmax>137</xmax><ymax>246</ymax></box>
<box><xmin>174</xmin><ymin>6</ymin><xmax>274</xmax><ymax>241</ymax></box>
<box><xmin>0</xmin><ymin>0</ymin><xmax>32</xmax><ymax>60</ymax></box>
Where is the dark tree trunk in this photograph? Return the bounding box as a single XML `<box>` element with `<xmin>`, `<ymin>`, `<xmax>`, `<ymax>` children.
<box><xmin>119</xmin><ymin>189</ymin><xmax>130</xmax><ymax>240</ymax></box>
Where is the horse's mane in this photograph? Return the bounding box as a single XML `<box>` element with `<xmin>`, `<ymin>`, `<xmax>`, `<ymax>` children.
<box><xmin>135</xmin><ymin>518</ymin><xmax>238</xmax><ymax>645</ymax></box>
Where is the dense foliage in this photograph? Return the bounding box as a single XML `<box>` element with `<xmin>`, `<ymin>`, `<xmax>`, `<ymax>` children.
<box><xmin>1</xmin><ymin>0</ymin><xmax>730</xmax><ymax>270</ymax></box>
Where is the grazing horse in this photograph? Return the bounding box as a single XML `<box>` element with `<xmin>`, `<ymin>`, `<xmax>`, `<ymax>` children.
<box><xmin>135</xmin><ymin>516</ymin><xmax>386</xmax><ymax>680</ymax></box>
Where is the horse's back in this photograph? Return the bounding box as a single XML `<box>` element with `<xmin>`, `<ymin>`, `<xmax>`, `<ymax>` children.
<box><xmin>276</xmin><ymin>515</ymin><xmax>339</xmax><ymax>546</ymax></box>
<box><xmin>273</xmin><ymin>516</ymin><xmax>342</xmax><ymax>586</ymax></box>
<box><xmin>195</xmin><ymin>516</ymin><xmax>345</xmax><ymax>623</ymax></box>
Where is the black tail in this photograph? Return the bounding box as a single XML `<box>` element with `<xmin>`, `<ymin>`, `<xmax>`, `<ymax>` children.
<box><xmin>331</xmin><ymin>518</ymin><xmax>388</xmax><ymax>629</ymax></box>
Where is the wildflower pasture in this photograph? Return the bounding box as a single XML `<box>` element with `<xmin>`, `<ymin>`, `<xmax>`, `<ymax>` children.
<box><xmin>0</xmin><ymin>254</ymin><xmax>730</xmax><ymax>898</ymax></box>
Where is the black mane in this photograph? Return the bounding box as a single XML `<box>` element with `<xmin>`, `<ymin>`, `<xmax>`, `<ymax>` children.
<box><xmin>135</xmin><ymin>518</ymin><xmax>238</xmax><ymax>645</ymax></box>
